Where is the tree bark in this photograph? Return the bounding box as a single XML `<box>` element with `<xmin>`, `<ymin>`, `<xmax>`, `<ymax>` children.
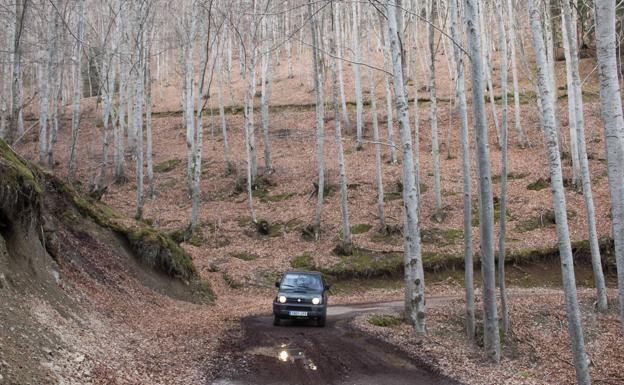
<box><xmin>465</xmin><ymin>0</ymin><xmax>501</xmax><ymax>363</ymax></box>
<box><xmin>387</xmin><ymin>0</ymin><xmax>426</xmax><ymax>335</ymax></box>
<box><xmin>529</xmin><ymin>2</ymin><xmax>592</xmax><ymax>383</ymax></box>
<box><xmin>68</xmin><ymin>0</ymin><xmax>86</xmax><ymax>180</ymax></box>
<box><xmin>595</xmin><ymin>0</ymin><xmax>624</xmax><ymax>329</ymax></box>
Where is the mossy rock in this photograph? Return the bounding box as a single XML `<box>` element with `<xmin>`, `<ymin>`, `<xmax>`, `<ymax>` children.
<box><xmin>421</xmin><ymin>228</ymin><xmax>463</xmax><ymax>246</ymax></box>
<box><xmin>493</xmin><ymin>172</ymin><xmax>530</xmax><ymax>183</ymax></box>
<box><xmin>237</xmin><ymin>216</ymin><xmax>252</xmax><ymax>227</ymax></box>
<box><xmin>222</xmin><ymin>271</ymin><xmax>243</xmax><ymax>288</ymax></box>
<box><xmin>368</xmin><ymin>314</ymin><xmax>402</xmax><ymax>327</ymax></box>
<box><xmin>284</xmin><ymin>218</ymin><xmax>304</xmax><ymax>233</ymax></box>
<box><xmin>350</xmin><ymin>223</ymin><xmax>373</xmax><ymax>235</ymax></box>
<box><xmin>261</xmin><ymin>192</ymin><xmax>296</xmax><ymax>203</ymax></box>
<box><xmin>230</xmin><ymin>251</ymin><xmax>259</xmax><ymax>261</ymax></box>
<box><xmin>255</xmin><ymin>219</ymin><xmax>284</xmax><ymax>237</ymax></box>
<box><xmin>154</xmin><ymin>158</ymin><xmax>182</xmax><ymax>173</ymax></box>
<box><xmin>0</xmin><ymin>139</ymin><xmax>42</xmax><ymax>213</ymax></box>
<box><xmin>323</xmin><ymin>248</ymin><xmax>404</xmax><ymax>279</ymax></box>
<box><xmin>291</xmin><ymin>252</ymin><xmax>314</xmax><ymax>270</ymax></box>
<box><xmin>515</xmin><ymin>209</ymin><xmax>577</xmax><ymax>233</ymax></box>
<box><xmin>49</xmin><ymin>176</ymin><xmax>199</xmax><ymax>281</ymax></box>
<box><xmin>527</xmin><ymin>178</ymin><xmax>549</xmax><ymax>191</ymax></box>
<box><xmin>371</xmin><ymin>226</ymin><xmax>403</xmax><ymax>245</ymax></box>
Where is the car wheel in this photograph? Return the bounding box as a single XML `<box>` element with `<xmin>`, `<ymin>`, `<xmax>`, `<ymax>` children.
<box><xmin>273</xmin><ymin>315</ymin><xmax>280</xmax><ymax>326</ymax></box>
<box><xmin>317</xmin><ymin>316</ymin><xmax>326</xmax><ymax>327</ymax></box>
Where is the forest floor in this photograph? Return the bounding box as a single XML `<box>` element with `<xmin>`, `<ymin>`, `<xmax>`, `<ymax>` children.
<box><xmin>9</xmin><ymin>51</ymin><xmax>624</xmax><ymax>384</ymax></box>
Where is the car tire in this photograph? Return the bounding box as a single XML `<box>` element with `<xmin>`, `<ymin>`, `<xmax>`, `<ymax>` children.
<box><xmin>273</xmin><ymin>315</ymin><xmax>280</xmax><ymax>326</ymax></box>
<box><xmin>317</xmin><ymin>316</ymin><xmax>326</xmax><ymax>327</ymax></box>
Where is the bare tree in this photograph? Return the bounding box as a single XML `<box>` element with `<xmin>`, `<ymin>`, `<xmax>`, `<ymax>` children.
<box><xmin>465</xmin><ymin>0</ymin><xmax>501</xmax><ymax>363</ymax></box>
<box><xmin>450</xmin><ymin>0</ymin><xmax>475</xmax><ymax>340</ymax></box>
<box><xmin>331</xmin><ymin>2</ymin><xmax>352</xmax><ymax>255</ymax></box>
<box><xmin>594</xmin><ymin>0</ymin><xmax>624</xmax><ymax>329</ymax></box>
<box><xmin>352</xmin><ymin>1</ymin><xmax>364</xmax><ymax>150</ymax></box>
<box><xmin>387</xmin><ymin>0</ymin><xmax>426</xmax><ymax>335</ymax></box>
<box><xmin>427</xmin><ymin>0</ymin><xmax>443</xmax><ymax>221</ymax></box>
<box><xmin>560</xmin><ymin>0</ymin><xmax>609</xmax><ymax>312</ymax></box>
<box><xmin>528</xmin><ymin>2</ymin><xmax>591</xmax><ymax>383</ymax></box>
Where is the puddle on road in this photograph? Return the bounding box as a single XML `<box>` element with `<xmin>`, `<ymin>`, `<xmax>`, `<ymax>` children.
<box><xmin>246</xmin><ymin>344</ymin><xmax>318</xmax><ymax>371</ymax></box>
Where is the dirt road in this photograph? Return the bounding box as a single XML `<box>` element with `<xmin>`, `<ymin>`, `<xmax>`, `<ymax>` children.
<box><xmin>210</xmin><ymin>300</ymin><xmax>462</xmax><ymax>385</ymax></box>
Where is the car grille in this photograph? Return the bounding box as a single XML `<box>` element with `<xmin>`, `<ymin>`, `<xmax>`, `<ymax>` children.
<box><xmin>285</xmin><ymin>305</ymin><xmax>313</xmax><ymax>312</ymax></box>
<box><xmin>286</xmin><ymin>297</ymin><xmax>313</xmax><ymax>304</ymax></box>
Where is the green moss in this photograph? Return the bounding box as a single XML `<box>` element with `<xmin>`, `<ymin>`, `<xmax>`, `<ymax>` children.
<box><xmin>421</xmin><ymin>228</ymin><xmax>463</xmax><ymax>245</ymax></box>
<box><xmin>0</xmin><ymin>139</ymin><xmax>42</xmax><ymax>196</ymax></box>
<box><xmin>527</xmin><ymin>178</ymin><xmax>549</xmax><ymax>191</ymax></box>
<box><xmin>284</xmin><ymin>218</ymin><xmax>303</xmax><ymax>233</ymax></box>
<box><xmin>154</xmin><ymin>158</ymin><xmax>181</xmax><ymax>173</ymax></box>
<box><xmin>230</xmin><ymin>251</ymin><xmax>259</xmax><ymax>261</ymax></box>
<box><xmin>261</xmin><ymin>192</ymin><xmax>296</xmax><ymax>202</ymax></box>
<box><xmin>350</xmin><ymin>223</ymin><xmax>373</xmax><ymax>234</ymax></box>
<box><xmin>50</xmin><ymin>176</ymin><xmax>199</xmax><ymax>281</ymax></box>
<box><xmin>222</xmin><ymin>271</ymin><xmax>243</xmax><ymax>288</ymax></box>
<box><xmin>371</xmin><ymin>228</ymin><xmax>403</xmax><ymax>245</ymax></box>
<box><xmin>325</xmin><ymin>248</ymin><xmax>404</xmax><ymax>279</ymax></box>
<box><xmin>493</xmin><ymin>172</ymin><xmax>530</xmax><ymax>183</ymax></box>
<box><xmin>515</xmin><ymin>209</ymin><xmax>577</xmax><ymax>233</ymax></box>
<box><xmin>290</xmin><ymin>252</ymin><xmax>314</xmax><ymax>270</ymax></box>
<box><xmin>237</xmin><ymin>216</ymin><xmax>252</xmax><ymax>227</ymax></box>
<box><xmin>368</xmin><ymin>314</ymin><xmax>402</xmax><ymax>327</ymax></box>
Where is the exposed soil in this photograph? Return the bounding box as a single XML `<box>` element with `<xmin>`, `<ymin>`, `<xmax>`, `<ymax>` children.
<box><xmin>210</xmin><ymin>300</ymin><xmax>462</xmax><ymax>385</ymax></box>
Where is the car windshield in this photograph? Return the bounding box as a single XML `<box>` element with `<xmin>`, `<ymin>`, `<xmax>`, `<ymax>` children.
<box><xmin>280</xmin><ymin>273</ymin><xmax>322</xmax><ymax>291</ymax></box>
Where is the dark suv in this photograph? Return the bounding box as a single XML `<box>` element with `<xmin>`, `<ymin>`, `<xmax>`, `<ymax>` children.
<box><xmin>272</xmin><ymin>271</ymin><xmax>330</xmax><ymax>327</ymax></box>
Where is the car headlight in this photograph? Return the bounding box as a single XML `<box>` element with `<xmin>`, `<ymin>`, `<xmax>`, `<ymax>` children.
<box><xmin>278</xmin><ymin>295</ymin><xmax>287</xmax><ymax>303</ymax></box>
<box><xmin>312</xmin><ymin>297</ymin><xmax>321</xmax><ymax>305</ymax></box>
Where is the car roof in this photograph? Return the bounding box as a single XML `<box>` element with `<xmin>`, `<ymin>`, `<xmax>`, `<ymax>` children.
<box><xmin>283</xmin><ymin>271</ymin><xmax>322</xmax><ymax>276</ymax></box>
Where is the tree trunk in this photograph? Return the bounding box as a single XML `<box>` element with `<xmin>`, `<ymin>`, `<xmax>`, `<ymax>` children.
<box><xmin>507</xmin><ymin>0</ymin><xmax>529</xmax><ymax>147</ymax></box>
<box><xmin>495</xmin><ymin>0</ymin><xmax>511</xmax><ymax>335</ymax></box>
<box><xmin>561</xmin><ymin>0</ymin><xmax>609</xmax><ymax>312</ymax></box>
<box><xmin>427</xmin><ymin>0</ymin><xmax>443</xmax><ymax>220</ymax></box>
<box><xmin>387</xmin><ymin>0</ymin><xmax>426</xmax><ymax>335</ymax></box>
<box><xmin>465</xmin><ymin>0</ymin><xmax>501</xmax><ymax>363</ymax></box>
<box><xmin>365</xmin><ymin>6</ymin><xmax>385</xmax><ymax>231</ymax></box>
<box><xmin>594</xmin><ymin>0</ymin><xmax>624</xmax><ymax>329</ymax></box>
<box><xmin>261</xmin><ymin>17</ymin><xmax>274</xmax><ymax>173</ymax></box>
<box><xmin>309</xmin><ymin>0</ymin><xmax>325</xmax><ymax>239</ymax></box>
<box><xmin>352</xmin><ymin>1</ymin><xmax>364</xmax><ymax>150</ymax></box>
<box><xmin>331</xmin><ymin>2</ymin><xmax>352</xmax><ymax>255</ymax></box>
<box><xmin>528</xmin><ymin>2</ymin><xmax>592</xmax><ymax>383</ymax></box>
<box><xmin>68</xmin><ymin>0</ymin><xmax>86</xmax><ymax>180</ymax></box>
<box><xmin>450</xmin><ymin>0</ymin><xmax>475</xmax><ymax>340</ymax></box>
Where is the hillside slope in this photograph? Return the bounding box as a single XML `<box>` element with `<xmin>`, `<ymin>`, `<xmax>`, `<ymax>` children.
<box><xmin>0</xmin><ymin>139</ymin><xmax>218</xmax><ymax>383</ymax></box>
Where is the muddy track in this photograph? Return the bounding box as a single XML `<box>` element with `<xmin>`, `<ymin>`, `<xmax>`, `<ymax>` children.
<box><xmin>209</xmin><ymin>300</ymin><xmax>462</xmax><ymax>385</ymax></box>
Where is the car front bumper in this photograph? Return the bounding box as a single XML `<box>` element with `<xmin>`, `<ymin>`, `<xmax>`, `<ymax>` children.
<box><xmin>273</xmin><ymin>302</ymin><xmax>327</xmax><ymax>318</ymax></box>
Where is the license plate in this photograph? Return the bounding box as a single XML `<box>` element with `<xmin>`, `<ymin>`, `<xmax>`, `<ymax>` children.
<box><xmin>289</xmin><ymin>311</ymin><xmax>308</xmax><ymax>317</ymax></box>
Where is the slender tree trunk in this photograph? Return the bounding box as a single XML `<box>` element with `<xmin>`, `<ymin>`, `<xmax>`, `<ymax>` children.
<box><xmin>352</xmin><ymin>1</ymin><xmax>364</xmax><ymax>150</ymax></box>
<box><xmin>465</xmin><ymin>0</ymin><xmax>501</xmax><ymax>363</ymax></box>
<box><xmin>217</xmin><ymin>44</ymin><xmax>232</xmax><ymax>173</ymax></box>
<box><xmin>330</xmin><ymin>2</ymin><xmax>352</xmax><ymax>255</ymax></box>
<box><xmin>450</xmin><ymin>0</ymin><xmax>475</xmax><ymax>340</ymax></box>
<box><xmin>8</xmin><ymin>0</ymin><xmax>27</xmax><ymax>145</ymax></box>
<box><xmin>561</xmin><ymin>0</ymin><xmax>608</xmax><ymax>312</ymax></box>
<box><xmin>335</xmin><ymin>2</ymin><xmax>350</xmax><ymax>127</ymax></box>
<box><xmin>562</xmin><ymin>17</ymin><xmax>581</xmax><ymax>186</ymax></box>
<box><xmin>495</xmin><ymin>0</ymin><xmax>511</xmax><ymax>335</ymax></box>
<box><xmin>365</xmin><ymin>7</ymin><xmax>385</xmax><ymax>231</ymax></box>
<box><xmin>388</xmin><ymin>0</ymin><xmax>426</xmax><ymax>335</ymax></box>
<box><xmin>145</xmin><ymin>37</ymin><xmax>155</xmax><ymax>199</ymax></box>
<box><xmin>528</xmin><ymin>2</ymin><xmax>591</xmax><ymax>383</ymax></box>
<box><xmin>184</xmin><ymin>6</ymin><xmax>198</xmax><ymax>193</ymax></box>
<box><xmin>427</xmin><ymin>0</ymin><xmax>442</xmax><ymax>220</ymax></box>
<box><xmin>261</xmin><ymin>18</ymin><xmax>274</xmax><ymax>173</ymax></box>
<box><xmin>309</xmin><ymin>0</ymin><xmax>325</xmax><ymax>239</ymax></box>
<box><xmin>68</xmin><ymin>0</ymin><xmax>86</xmax><ymax>180</ymax></box>
<box><xmin>595</xmin><ymin>0</ymin><xmax>624</xmax><ymax>329</ymax></box>
<box><xmin>378</xmin><ymin>14</ymin><xmax>398</xmax><ymax>165</ymax></box>
<box><xmin>39</xmin><ymin>1</ymin><xmax>56</xmax><ymax>164</ymax></box>
<box><xmin>507</xmin><ymin>0</ymin><xmax>529</xmax><ymax>147</ymax></box>
<box><xmin>47</xmin><ymin>0</ymin><xmax>63</xmax><ymax>167</ymax></box>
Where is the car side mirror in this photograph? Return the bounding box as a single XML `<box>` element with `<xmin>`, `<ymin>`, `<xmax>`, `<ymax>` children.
<box><xmin>275</xmin><ymin>280</ymin><xmax>280</xmax><ymax>288</ymax></box>
<box><xmin>325</xmin><ymin>283</ymin><xmax>332</xmax><ymax>291</ymax></box>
